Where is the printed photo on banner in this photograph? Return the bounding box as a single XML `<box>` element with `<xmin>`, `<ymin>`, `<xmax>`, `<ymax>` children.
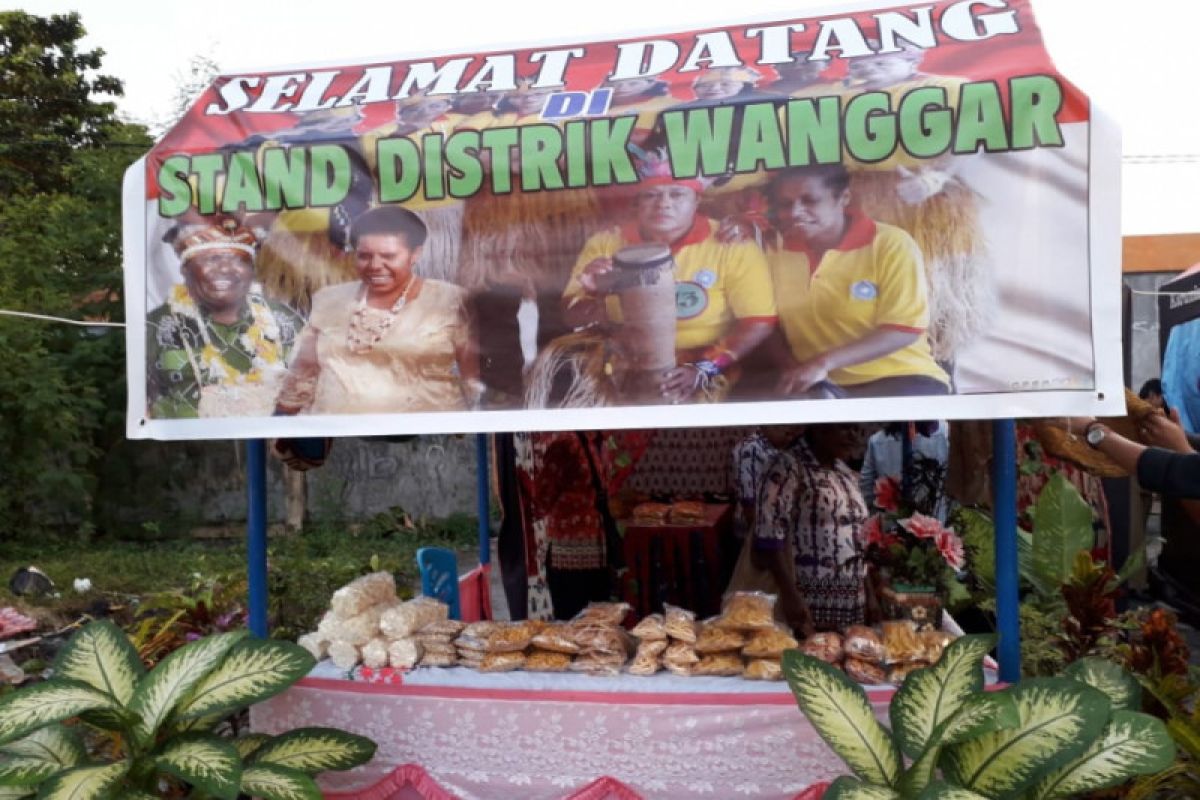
<box><xmin>125</xmin><ymin>0</ymin><xmax>1122</xmax><ymax>438</ymax></box>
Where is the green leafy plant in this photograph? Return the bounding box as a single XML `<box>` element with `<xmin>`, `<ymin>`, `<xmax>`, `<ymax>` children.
<box><xmin>865</xmin><ymin>475</ymin><xmax>965</xmax><ymax>592</ymax></box>
<box><xmin>782</xmin><ymin>635</ymin><xmax>1175</xmax><ymax>799</ymax></box>
<box><xmin>0</xmin><ymin>620</ymin><xmax>375</xmax><ymax>798</ymax></box>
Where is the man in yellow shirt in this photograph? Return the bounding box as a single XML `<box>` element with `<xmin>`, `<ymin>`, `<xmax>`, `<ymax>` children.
<box><xmin>562</xmin><ymin>153</ymin><xmax>777</xmax><ymax>404</ymax></box>
<box><xmin>763</xmin><ymin>163</ymin><xmax>950</xmax><ymax>398</ymax></box>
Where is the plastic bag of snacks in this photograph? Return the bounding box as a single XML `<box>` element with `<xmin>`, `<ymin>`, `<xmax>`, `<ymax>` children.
<box><xmin>663</xmin><ymin>605</ymin><xmax>698</xmax><ymax>643</ymax></box>
<box><xmin>695</xmin><ymin>623</ymin><xmax>747</xmax><ymax>654</ymax></box>
<box><xmin>484</xmin><ymin>622</ymin><xmax>536</xmax><ymax>653</ymax></box>
<box><xmin>573</xmin><ymin>602</ymin><xmax>632</xmax><ymax>627</ymax></box>
<box><xmin>570</xmin><ymin>651</ymin><xmax>627</xmax><ymax>676</ymax></box>
<box><xmin>387</xmin><ymin>638</ymin><xmax>423</xmax><ymax>670</ymax></box>
<box><xmin>743</xmin><ymin>659</ymin><xmax>784</xmax><ymax>681</ymax></box>
<box><xmin>627</xmin><ymin>651</ymin><xmax>661</xmax><ymax>676</ymax></box>
<box><xmin>479</xmin><ymin>651</ymin><xmax>526</xmax><ymax>672</ymax></box>
<box><xmin>463</xmin><ymin>621</ymin><xmax>499</xmax><ymax>638</ymax></box>
<box><xmin>741</xmin><ymin>625</ymin><xmax>799</xmax><ymax>659</ymax></box>
<box><xmin>419</xmin><ymin>619</ymin><xmax>466</xmax><ymax>638</ymax></box>
<box><xmin>634</xmin><ymin>639</ymin><xmax>668</xmax><ymax>659</ymax></box>
<box><xmin>525</xmin><ymin>649</ymin><xmax>572</xmax><ymax>672</ymax></box>
<box><xmin>630</xmin><ymin>613</ymin><xmax>667</xmax><ymax>641</ymax></box>
<box><xmin>360</xmin><ymin>637</ymin><xmax>390</xmax><ymax>669</ymax></box>
<box><xmin>663</xmin><ymin>641</ymin><xmax>700</xmax><ymax>667</ymax></box>
<box><xmin>320</xmin><ymin>604</ymin><xmax>386</xmax><ymax>646</ymax></box>
<box><xmin>693</xmin><ymin>652</ymin><xmax>744</xmax><ymax>676</ymax></box>
<box><xmin>330</xmin><ymin>571</ymin><xmax>397</xmax><ymax>618</ymax></box>
<box><xmin>297</xmin><ymin>633</ymin><xmax>328</xmax><ymax>661</ymax></box>
<box><xmin>327</xmin><ymin>640</ymin><xmax>360</xmax><ymax>671</ymax></box>
<box><xmin>380</xmin><ymin>597</ymin><xmax>448</xmax><ymax>639</ymax></box>
<box><xmin>663</xmin><ymin>661</ymin><xmax>694</xmax><ymax>677</ymax></box>
<box><xmin>571</xmin><ymin>624</ymin><xmax>634</xmax><ymax>657</ymax></box>
<box><xmin>888</xmin><ymin>662</ymin><xmax>929</xmax><ymax>684</ymax></box>
<box><xmin>881</xmin><ymin>620</ymin><xmax>924</xmax><ymax>664</ymax></box>
<box><xmin>800</xmin><ymin>632</ymin><xmax>844</xmax><ymax>664</ymax></box>
<box><xmin>714</xmin><ymin>591</ymin><xmax>777</xmax><ymax>630</ymax></box>
<box><xmin>418</xmin><ymin>649</ymin><xmax>457</xmax><ymax>667</ymax></box>
<box><xmin>844</xmin><ymin>656</ymin><xmax>887</xmax><ymax>685</ymax></box>
<box><xmin>419</xmin><ymin>640</ymin><xmax>458</xmax><ymax>658</ymax></box>
<box><xmin>919</xmin><ymin>630</ymin><xmax>956</xmax><ymax>663</ymax></box>
<box><xmin>843</xmin><ymin>625</ymin><xmax>885</xmax><ymax>663</ymax></box>
<box><xmin>531</xmin><ymin>623</ymin><xmax>582</xmax><ymax>654</ymax></box>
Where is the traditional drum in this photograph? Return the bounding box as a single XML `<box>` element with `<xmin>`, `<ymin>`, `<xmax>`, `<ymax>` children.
<box><xmin>609</xmin><ymin>244</ymin><xmax>677</xmax><ymax>401</ymax></box>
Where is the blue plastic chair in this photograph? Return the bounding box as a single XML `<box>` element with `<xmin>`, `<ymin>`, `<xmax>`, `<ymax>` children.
<box><xmin>416</xmin><ymin>547</ymin><xmax>461</xmax><ymax>620</ymax></box>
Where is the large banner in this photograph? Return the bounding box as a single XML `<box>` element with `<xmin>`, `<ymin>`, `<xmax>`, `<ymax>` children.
<box><xmin>123</xmin><ymin>0</ymin><xmax>1123</xmax><ymax>440</ymax></box>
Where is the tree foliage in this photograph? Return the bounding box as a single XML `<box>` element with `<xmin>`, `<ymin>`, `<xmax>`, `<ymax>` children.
<box><xmin>0</xmin><ymin>11</ymin><xmax>152</xmax><ymax>535</ymax></box>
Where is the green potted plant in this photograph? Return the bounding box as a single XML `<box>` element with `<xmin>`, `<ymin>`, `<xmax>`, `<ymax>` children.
<box><xmin>0</xmin><ymin>620</ymin><xmax>375</xmax><ymax>799</ymax></box>
<box><xmin>782</xmin><ymin>634</ymin><xmax>1175</xmax><ymax>798</ymax></box>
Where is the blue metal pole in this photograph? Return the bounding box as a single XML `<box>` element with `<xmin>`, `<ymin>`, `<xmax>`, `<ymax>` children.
<box><xmin>476</xmin><ymin>433</ymin><xmax>491</xmax><ymax>566</ymax></box>
<box><xmin>992</xmin><ymin>419</ymin><xmax>1021</xmax><ymax>682</ymax></box>
<box><xmin>247</xmin><ymin>439</ymin><xmax>269</xmax><ymax>638</ymax></box>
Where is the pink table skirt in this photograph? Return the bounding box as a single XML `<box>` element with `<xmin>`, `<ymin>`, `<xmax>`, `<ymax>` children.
<box><xmin>250</xmin><ymin>677</ymin><xmax>874</xmax><ymax>799</ymax></box>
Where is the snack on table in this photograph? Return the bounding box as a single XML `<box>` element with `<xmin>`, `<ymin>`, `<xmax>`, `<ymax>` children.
<box><xmin>627</xmin><ymin>651</ymin><xmax>661</xmax><ymax>676</ymax></box>
<box><xmin>326</xmin><ymin>604</ymin><xmax>386</xmax><ymax>646</ymax></box>
<box><xmin>663</xmin><ymin>661</ymin><xmax>694</xmax><ymax>677</ymax></box>
<box><xmin>634</xmin><ymin>639</ymin><xmax>668</xmax><ymax>659</ymax></box>
<box><xmin>380</xmin><ymin>597</ymin><xmax>448</xmax><ymax>639</ymax></box>
<box><xmin>327</xmin><ymin>640</ymin><xmax>360</xmax><ymax>671</ymax></box>
<box><xmin>573</xmin><ymin>602</ymin><xmax>632</xmax><ymax>627</ymax></box>
<box><xmin>631</xmin><ymin>502</ymin><xmax>671</xmax><ymax>524</ymax></box>
<box><xmin>887</xmin><ymin>661</ymin><xmax>930</xmax><ymax>684</ymax></box>
<box><xmin>458</xmin><ymin>651</ymin><xmax>484</xmax><ymax>669</ymax></box>
<box><xmin>693</xmin><ymin>651</ymin><xmax>744</xmax><ymax>676</ymax></box>
<box><xmin>525</xmin><ymin>649</ymin><xmax>572</xmax><ymax>672</ymax></box>
<box><xmin>843</xmin><ymin>625</ymin><xmax>885</xmax><ymax>663</ymax></box>
<box><xmin>330</xmin><ymin>571</ymin><xmax>397</xmax><ymax>618</ymax></box>
<box><xmin>419</xmin><ymin>640</ymin><xmax>458</xmax><ymax>657</ymax></box>
<box><xmin>630</xmin><ymin>614</ymin><xmax>667</xmax><ymax>641</ymax></box>
<box><xmin>570</xmin><ymin>651</ymin><xmax>627</xmax><ymax>675</ymax></box>
<box><xmin>663</xmin><ymin>641</ymin><xmax>700</xmax><ymax>666</ymax></box>
<box><xmin>881</xmin><ymin>620</ymin><xmax>924</xmax><ymax>664</ymax></box>
<box><xmin>844</xmin><ymin>656</ymin><xmax>887</xmax><ymax>685</ymax></box>
<box><xmin>742</xmin><ymin>626</ymin><xmax>799</xmax><ymax>659</ymax></box>
<box><xmin>416</xmin><ymin>632</ymin><xmax>456</xmax><ymax>649</ymax></box>
<box><xmin>453</xmin><ymin>634</ymin><xmax>488</xmax><ymax>654</ymax></box>
<box><xmin>715</xmin><ymin>592</ymin><xmax>777</xmax><ymax>631</ymax></box>
<box><xmin>361</xmin><ymin>637</ymin><xmax>390</xmax><ymax>669</ymax></box>
<box><xmin>463</xmin><ymin>621</ymin><xmax>500</xmax><ymax>639</ymax></box>
<box><xmin>743</xmin><ymin>659</ymin><xmax>784</xmax><ymax>681</ymax></box>
<box><xmin>669</xmin><ymin>500</ymin><xmax>707</xmax><ymax>524</ymax></box>
<box><xmin>479</xmin><ymin>651</ymin><xmax>526</xmax><ymax>672</ymax></box>
<box><xmin>418</xmin><ymin>619</ymin><xmax>466</xmax><ymax>638</ymax></box>
<box><xmin>664</xmin><ymin>605</ymin><xmax>698</xmax><ymax>643</ymax></box>
<box><xmin>531</xmin><ymin>624</ymin><xmax>582</xmax><ymax>654</ymax></box>
<box><xmin>919</xmin><ymin>630</ymin><xmax>956</xmax><ymax>663</ymax></box>
<box><xmin>570</xmin><ymin>623</ymin><xmax>634</xmax><ymax>657</ymax></box>
<box><xmin>387</xmin><ymin>638</ymin><xmax>423</xmax><ymax>670</ymax></box>
<box><xmin>695</xmin><ymin>624</ymin><xmax>747</xmax><ymax>654</ymax></box>
<box><xmin>484</xmin><ymin>621</ymin><xmax>536</xmax><ymax>653</ymax></box>
<box><xmin>418</xmin><ymin>649</ymin><xmax>457</xmax><ymax>667</ymax></box>
<box><xmin>800</xmin><ymin>632</ymin><xmax>844</xmax><ymax>664</ymax></box>
<box><xmin>297</xmin><ymin>633</ymin><xmax>329</xmax><ymax>661</ymax></box>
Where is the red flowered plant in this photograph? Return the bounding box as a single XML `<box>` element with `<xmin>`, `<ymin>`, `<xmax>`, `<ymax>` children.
<box><xmin>866</xmin><ymin>478</ymin><xmax>965</xmax><ymax>590</ymax></box>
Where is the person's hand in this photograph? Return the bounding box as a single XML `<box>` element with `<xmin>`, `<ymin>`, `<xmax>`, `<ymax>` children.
<box><xmin>787</xmin><ymin>609</ymin><xmax>816</xmax><ymax>639</ymax></box>
<box><xmin>895</xmin><ymin>166</ymin><xmax>950</xmax><ymax>205</ymax></box>
<box><xmin>1056</xmin><ymin>416</ymin><xmax>1097</xmax><ymax>436</ymax></box>
<box><xmin>577</xmin><ymin>256</ymin><xmax>614</xmax><ymax>293</ymax></box>
<box><xmin>777</xmin><ymin>358</ymin><xmax>830</xmax><ymax>396</ymax></box>
<box><xmin>659</xmin><ymin>365</ymin><xmax>702</xmax><ymax>404</ymax></box>
<box><xmin>1141</xmin><ymin>408</ymin><xmax>1194</xmax><ymax>453</ymax></box>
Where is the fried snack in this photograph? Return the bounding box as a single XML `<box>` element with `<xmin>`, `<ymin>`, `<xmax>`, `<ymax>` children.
<box><xmin>627</xmin><ymin>651</ymin><xmax>661</xmax><ymax>676</ymax></box>
<box><xmin>695</xmin><ymin>624</ymin><xmax>747</xmax><ymax>654</ymax></box>
<box><xmin>631</xmin><ymin>614</ymin><xmax>667</xmax><ymax>641</ymax></box>
<box><xmin>416</xmin><ymin>633</ymin><xmax>456</xmax><ymax>649</ymax></box>
<box><xmin>387</xmin><ymin>638</ymin><xmax>423</xmax><ymax>670</ymax></box>
<box><xmin>458</xmin><ymin>653</ymin><xmax>484</xmax><ymax>669</ymax></box>
<box><xmin>663</xmin><ymin>661</ymin><xmax>694</xmax><ymax>677</ymax></box>
<box><xmin>800</xmin><ymin>632</ymin><xmax>844</xmax><ymax>664</ymax></box>
<box><xmin>573</xmin><ymin>602</ymin><xmax>632</xmax><ymax>627</ymax></box>
<box><xmin>525</xmin><ymin>649</ymin><xmax>572</xmax><ymax>672</ymax></box>
<box><xmin>531</xmin><ymin>623</ymin><xmax>582</xmax><ymax>654</ymax></box>
<box><xmin>571</xmin><ymin>623</ymin><xmax>634</xmax><ymax>656</ymax></box>
<box><xmin>664</xmin><ymin>605</ymin><xmax>698</xmax><ymax>643</ymax></box>
<box><xmin>844</xmin><ymin>656</ymin><xmax>887</xmax><ymax>685</ymax></box>
<box><xmin>379</xmin><ymin>597</ymin><xmax>448</xmax><ymax>640</ymax></box>
<box><xmin>635</xmin><ymin>639</ymin><xmax>668</xmax><ymax>659</ymax></box>
<box><xmin>484</xmin><ymin>621</ymin><xmax>536</xmax><ymax>653</ymax></box>
<box><xmin>327</xmin><ymin>640</ymin><xmax>360</xmax><ymax>670</ymax></box>
<box><xmin>743</xmin><ymin>659</ymin><xmax>784</xmax><ymax>681</ymax></box>
<box><xmin>919</xmin><ymin>630</ymin><xmax>956</xmax><ymax>663</ymax></box>
<box><xmin>418</xmin><ymin>619</ymin><xmax>466</xmax><ymax>638</ymax></box>
<box><xmin>888</xmin><ymin>662</ymin><xmax>930</xmax><ymax>684</ymax></box>
<box><xmin>714</xmin><ymin>592</ymin><xmax>777</xmax><ymax>631</ymax></box>
<box><xmin>693</xmin><ymin>651</ymin><xmax>744</xmax><ymax>676</ymax></box>
<box><xmin>742</xmin><ymin>626</ymin><xmax>799</xmax><ymax>659</ymax></box>
<box><xmin>420</xmin><ymin>640</ymin><xmax>458</xmax><ymax>657</ymax></box>
<box><xmin>418</xmin><ymin>650</ymin><xmax>457</xmax><ymax>667</ymax></box>
<box><xmin>669</xmin><ymin>500</ymin><xmax>707</xmax><ymax>524</ymax></box>
<box><xmin>479</xmin><ymin>651</ymin><xmax>525</xmax><ymax>672</ymax></box>
<box><xmin>330</xmin><ymin>571</ymin><xmax>397</xmax><ymax>618</ymax></box>
<box><xmin>463</xmin><ymin>621</ymin><xmax>500</xmax><ymax>638</ymax></box>
<box><xmin>453</xmin><ymin>633</ymin><xmax>488</xmax><ymax>654</ymax></box>
<box><xmin>570</xmin><ymin>651</ymin><xmax>627</xmax><ymax>675</ymax></box>
<box><xmin>663</xmin><ymin>641</ymin><xmax>700</xmax><ymax>666</ymax></box>
<box><xmin>882</xmin><ymin>620</ymin><xmax>924</xmax><ymax>665</ymax></box>
<box><xmin>631</xmin><ymin>502</ymin><xmax>671</xmax><ymax>524</ymax></box>
<box><xmin>361</xmin><ymin>637</ymin><xmax>390</xmax><ymax>669</ymax></box>
<box><xmin>843</xmin><ymin>626</ymin><xmax>885</xmax><ymax>663</ymax></box>
<box><xmin>297</xmin><ymin>633</ymin><xmax>328</xmax><ymax>661</ymax></box>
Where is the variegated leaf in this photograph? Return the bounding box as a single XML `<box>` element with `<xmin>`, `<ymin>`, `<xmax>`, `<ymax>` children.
<box><xmin>52</xmin><ymin>621</ymin><xmax>144</xmax><ymax>707</ymax></box>
<box><xmin>176</xmin><ymin>640</ymin><xmax>314</xmax><ymax>721</ymax></box>
<box><xmin>0</xmin><ymin>758</ymin><xmax>58</xmax><ymax>788</ymax></box>
<box><xmin>915</xmin><ymin>781</ymin><xmax>991</xmax><ymax>799</ymax></box>
<box><xmin>34</xmin><ymin>761</ymin><xmax>127</xmax><ymax>800</ymax></box>
<box><xmin>897</xmin><ymin>693</ymin><xmax>1020</xmax><ymax>796</ymax></box>
<box><xmin>1063</xmin><ymin>658</ymin><xmax>1141</xmax><ymax>712</ymax></box>
<box><xmin>111</xmin><ymin>792</ymin><xmax>157</xmax><ymax>800</ymax></box>
<box><xmin>167</xmin><ymin>712</ymin><xmax>225</xmax><ymax>736</ymax></box>
<box><xmin>0</xmin><ymin>680</ymin><xmax>122</xmax><ymax>747</ymax></box>
<box><xmin>0</xmin><ymin>788</ymin><xmax>34</xmax><ymax>799</ymax></box>
<box><xmin>154</xmin><ymin>733</ymin><xmax>242</xmax><ymax>800</ymax></box>
<box><xmin>240</xmin><ymin>764</ymin><xmax>321</xmax><ymax>800</ymax></box>
<box><xmin>127</xmin><ymin>630</ymin><xmax>246</xmax><ymax>746</ymax></box>
<box><xmin>1</xmin><ymin>725</ymin><xmax>86</xmax><ymax>770</ymax></box>
<box><xmin>823</xmin><ymin>776</ymin><xmax>900</xmax><ymax>799</ymax></box>
<box><xmin>941</xmin><ymin>678</ymin><xmax>1110</xmax><ymax>798</ymax></box>
<box><xmin>890</xmin><ymin>634</ymin><xmax>995</xmax><ymax>758</ymax></box>
<box><xmin>1024</xmin><ymin>710</ymin><xmax>1176</xmax><ymax>799</ymax></box>
<box><xmin>234</xmin><ymin>734</ymin><xmax>271</xmax><ymax>760</ymax></box>
<box><xmin>782</xmin><ymin>651</ymin><xmax>901</xmax><ymax>786</ymax></box>
<box><xmin>250</xmin><ymin>727</ymin><xmax>375</xmax><ymax>774</ymax></box>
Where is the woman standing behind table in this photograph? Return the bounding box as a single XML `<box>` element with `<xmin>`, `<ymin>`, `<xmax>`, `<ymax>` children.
<box><xmin>274</xmin><ymin>206</ymin><xmax>479</xmax><ymax>415</ymax></box>
<box><xmin>752</xmin><ymin>424</ymin><xmax>870</xmax><ymax>634</ymax></box>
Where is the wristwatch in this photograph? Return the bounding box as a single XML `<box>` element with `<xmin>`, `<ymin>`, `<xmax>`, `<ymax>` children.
<box><xmin>1085</xmin><ymin>422</ymin><xmax>1107</xmax><ymax>449</ymax></box>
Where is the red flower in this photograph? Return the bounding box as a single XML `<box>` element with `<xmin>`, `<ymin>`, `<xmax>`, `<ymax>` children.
<box><xmin>874</xmin><ymin>476</ymin><xmax>902</xmax><ymax>512</ymax></box>
<box><xmin>935</xmin><ymin>530</ymin><xmax>966</xmax><ymax>570</ymax></box>
<box><xmin>900</xmin><ymin>512</ymin><xmax>945</xmax><ymax>540</ymax></box>
<box><xmin>864</xmin><ymin>515</ymin><xmax>887</xmax><ymax>547</ymax></box>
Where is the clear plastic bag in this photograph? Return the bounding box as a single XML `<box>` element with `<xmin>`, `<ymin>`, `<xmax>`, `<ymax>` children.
<box><xmin>379</xmin><ymin>597</ymin><xmax>448</xmax><ymax>639</ymax></box>
<box><xmin>327</xmin><ymin>640</ymin><xmax>360</xmax><ymax>670</ymax></box>
<box><xmin>386</xmin><ymin>638</ymin><xmax>423</xmax><ymax>670</ymax></box>
<box><xmin>695</xmin><ymin>623</ymin><xmax>747</xmax><ymax>654</ymax></box>
<box><xmin>360</xmin><ymin>637</ymin><xmax>390</xmax><ymax>669</ymax></box>
<box><xmin>573</xmin><ymin>602</ymin><xmax>632</xmax><ymax>627</ymax></box>
<box><xmin>743</xmin><ymin>658</ymin><xmax>783</xmax><ymax>681</ymax></box>
<box><xmin>525</xmin><ymin>648</ymin><xmax>572</xmax><ymax>672</ymax></box>
<box><xmin>531</xmin><ymin>623</ymin><xmax>582</xmax><ymax>654</ymax></box>
<box><xmin>844</xmin><ymin>656</ymin><xmax>887</xmax><ymax>685</ymax></box>
<box><xmin>479</xmin><ymin>651</ymin><xmax>526</xmax><ymax>672</ymax></box>
<box><xmin>919</xmin><ymin>630</ymin><xmax>956</xmax><ymax>664</ymax></box>
<box><xmin>800</xmin><ymin>632</ymin><xmax>844</xmax><ymax>664</ymax></box>
<box><xmin>484</xmin><ymin>621</ymin><xmax>536</xmax><ymax>653</ymax></box>
<box><xmin>330</xmin><ymin>571</ymin><xmax>397</xmax><ymax>618</ymax></box>
<box><xmin>418</xmin><ymin>650</ymin><xmax>457</xmax><ymax>667</ymax></box>
<box><xmin>714</xmin><ymin>591</ymin><xmax>777</xmax><ymax>631</ymax></box>
<box><xmin>418</xmin><ymin>619</ymin><xmax>466</xmax><ymax>638</ymax></box>
<box><xmin>297</xmin><ymin>632</ymin><xmax>328</xmax><ymax>660</ymax></box>
<box><xmin>630</xmin><ymin>614</ymin><xmax>667</xmax><ymax>641</ymax></box>
<box><xmin>881</xmin><ymin>620</ymin><xmax>924</xmax><ymax>665</ymax></box>
<box><xmin>663</xmin><ymin>641</ymin><xmax>700</xmax><ymax>666</ymax></box>
<box><xmin>843</xmin><ymin>625</ymin><xmax>885</xmax><ymax>664</ymax></box>
<box><xmin>887</xmin><ymin>661</ymin><xmax>930</xmax><ymax>684</ymax></box>
<box><xmin>741</xmin><ymin>625</ymin><xmax>799</xmax><ymax>659</ymax></box>
<box><xmin>664</xmin><ymin>605</ymin><xmax>698</xmax><ymax>643</ymax></box>
<box><xmin>693</xmin><ymin>652</ymin><xmax>744</xmax><ymax>676</ymax></box>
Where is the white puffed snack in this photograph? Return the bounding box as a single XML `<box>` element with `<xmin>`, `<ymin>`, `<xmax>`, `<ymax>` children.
<box><xmin>380</xmin><ymin>597</ymin><xmax>448</xmax><ymax>640</ymax></box>
<box><xmin>330</xmin><ymin>604</ymin><xmax>387</xmax><ymax>646</ymax></box>
<box><xmin>315</xmin><ymin>611</ymin><xmax>338</xmax><ymax>640</ymax></box>
<box><xmin>327</xmin><ymin>640</ymin><xmax>360</xmax><ymax>670</ymax></box>
<box><xmin>361</xmin><ymin>637</ymin><xmax>390</xmax><ymax>669</ymax></box>
<box><xmin>297</xmin><ymin>633</ymin><xmax>328</xmax><ymax>660</ymax></box>
<box><xmin>387</xmin><ymin>637</ymin><xmax>424</xmax><ymax>669</ymax></box>
<box><xmin>330</xmin><ymin>571</ymin><xmax>397</xmax><ymax>618</ymax></box>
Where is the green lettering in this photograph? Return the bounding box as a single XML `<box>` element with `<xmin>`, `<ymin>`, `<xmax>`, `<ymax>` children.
<box><xmin>953</xmin><ymin>82</ymin><xmax>1009</xmax><ymax>154</ymax></box>
<box><xmin>734</xmin><ymin>102</ymin><xmax>786</xmax><ymax>173</ymax></box>
<box><xmin>157</xmin><ymin>155</ymin><xmax>193</xmax><ymax>217</ymax></box>
<box><xmin>785</xmin><ymin>97</ymin><xmax>842</xmax><ymax>166</ymax></box>
<box><xmin>564</xmin><ymin>120</ymin><xmax>588</xmax><ymax>188</ymax></box>
<box><xmin>446</xmin><ymin>131</ymin><xmax>483</xmax><ymax>198</ymax></box>
<box><xmin>221</xmin><ymin>151</ymin><xmax>264</xmax><ymax>213</ymax></box>
<box><xmin>519</xmin><ymin>125</ymin><xmax>564</xmax><ymax>192</ymax></box>
<box><xmin>844</xmin><ymin>92</ymin><xmax>897</xmax><ymax>163</ymax></box>
<box><xmin>588</xmin><ymin>117</ymin><xmax>636</xmax><ymax>186</ymax></box>
<box><xmin>261</xmin><ymin>147</ymin><xmax>308</xmax><ymax>209</ymax></box>
<box><xmin>377</xmin><ymin>137</ymin><xmax>421</xmax><ymax>202</ymax></box>
<box><xmin>481</xmin><ymin>128</ymin><xmax>519</xmax><ymax>193</ymax></box>
<box><xmin>308</xmin><ymin>144</ymin><xmax>351</xmax><ymax>206</ymax></box>
<box><xmin>423</xmin><ymin>134</ymin><xmax>446</xmax><ymax>201</ymax></box>
<box><xmin>190</xmin><ymin>154</ymin><xmax>224</xmax><ymax>215</ymax></box>
<box><xmin>1010</xmin><ymin>75</ymin><xmax>1063</xmax><ymax>149</ymax></box>
<box><xmin>899</xmin><ymin>87</ymin><xmax>952</xmax><ymax>159</ymax></box>
<box><xmin>661</xmin><ymin>107</ymin><xmax>734</xmax><ymax>178</ymax></box>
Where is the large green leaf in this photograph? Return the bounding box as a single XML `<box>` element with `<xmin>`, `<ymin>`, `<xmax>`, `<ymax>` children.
<box><xmin>0</xmin><ymin>759</ymin><xmax>58</xmax><ymax>788</ymax></box>
<box><xmin>941</xmin><ymin>678</ymin><xmax>1110</xmax><ymax>798</ymax></box>
<box><xmin>154</xmin><ymin>733</ymin><xmax>242</xmax><ymax>800</ymax></box>
<box><xmin>0</xmin><ymin>788</ymin><xmax>34</xmax><ymax>799</ymax></box>
<box><xmin>1024</xmin><ymin>710</ymin><xmax>1177</xmax><ymax>799</ymax></box>
<box><xmin>34</xmin><ymin>761</ymin><xmax>127</xmax><ymax>800</ymax></box>
<box><xmin>1031</xmin><ymin>473</ymin><xmax>1094</xmax><ymax>591</ymax></box>
<box><xmin>957</xmin><ymin>509</ymin><xmax>997</xmax><ymax>591</ymax></box>
<box><xmin>891</xmin><ymin>634</ymin><xmax>995</xmax><ymax>758</ymax></box>
<box><xmin>782</xmin><ymin>651</ymin><xmax>901</xmax><ymax>786</ymax></box>
<box><xmin>0</xmin><ymin>680</ymin><xmax>122</xmax><ymax>747</ymax></box>
<box><xmin>822</xmin><ymin>776</ymin><xmax>900</xmax><ymax>799</ymax></box>
<box><xmin>239</xmin><ymin>764</ymin><xmax>321</xmax><ymax>800</ymax></box>
<box><xmin>52</xmin><ymin>621</ymin><xmax>144</xmax><ymax>707</ymax></box>
<box><xmin>250</xmin><ymin>727</ymin><xmax>375</xmax><ymax>774</ymax></box>
<box><xmin>127</xmin><ymin>630</ymin><xmax>246</xmax><ymax>746</ymax></box>
<box><xmin>916</xmin><ymin>781</ymin><xmax>991</xmax><ymax>799</ymax></box>
<box><xmin>175</xmin><ymin>640</ymin><xmax>314</xmax><ymax>721</ymax></box>
<box><xmin>233</xmin><ymin>734</ymin><xmax>271</xmax><ymax>760</ymax></box>
<box><xmin>1063</xmin><ymin>658</ymin><xmax>1140</xmax><ymax>711</ymax></box>
<box><xmin>0</xmin><ymin>725</ymin><xmax>86</xmax><ymax>772</ymax></box>
<box><xmin>897</xmin><ymin>693</ymin><xmax>1020</xmax><ymax>796</ymax></box>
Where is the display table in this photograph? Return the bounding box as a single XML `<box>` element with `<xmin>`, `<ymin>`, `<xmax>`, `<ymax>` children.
<box><xmin>251</xmin><ymin>662</ymin><xmax>872</xmax><ymax>800</ymax></box>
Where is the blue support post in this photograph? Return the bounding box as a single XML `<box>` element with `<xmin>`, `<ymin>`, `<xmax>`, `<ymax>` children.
<box><xmin>247</xmin><ymin>439</ymin><xmax>269</xmax><ymax>638</ymax></box>
<box><xmin>992</xmin><ymin>419</ymin><xmax>1021</xmax><ymax>682</ymax></box>
<box><xmin>476</xmin><ymin>433</ymin><xmax>491</xmax><ymax>566</ymax></box>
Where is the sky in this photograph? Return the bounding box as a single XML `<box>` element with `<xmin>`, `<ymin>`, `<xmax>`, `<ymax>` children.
<box><xmin>12</xmin><ymin>0</ymin><xmax>1200</xmax><ymax>234</ymax></box>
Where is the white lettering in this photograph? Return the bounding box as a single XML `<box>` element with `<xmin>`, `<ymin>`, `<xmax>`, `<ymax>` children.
<box><xmin>745</xmin><ymin>23</ymin><xmax>808</xmax><ymax>64</ymax></box>
<box><xmin>875</xmin><ymin>7</ymin><xmax>937</xmax><ymax>51</ymax></box>
<box><xmin>247</xmin><ymin>73</ymin><xmax>307</xmax><ymax>113</ymax></box>
<box><xmin>609</xmin><ymin>40</ymin><xmax>680</xmax><ymax>80</ymax></box>
<box><xmin>941</xmin><ymin>0</ymin><xmax>1019</xmax><ymax>42</ymax></box>
<box><xmin>292</xmin><ymin>71</ymin><xmax>342</xmax><ymax>112</ymax></box>
<box><xmin>394</xmin><ymin>58</ymin><xmax>473</xmax><ymax>98</ymax></box>
<box><xmin>810</xmin><ymin>19</ymin><xmax>873</xmax><ymax>61</ymax></box>
<box><xmin>461</xmin><ymin>55</ymin><xmax>518</xmax><ymax>93</ymax></box>
<box><xmin>529</xmin><ymin>48</ymin><xmax>585</xmax><ymax>87</ymax></box>
<box><xmin>204</xmin><ymin>76</ymin><xmax>259</xmax><ymax>115</ymax></box>
<box><xmin>678</xmin><ymin>31</ymin><xmax>744</xmax><ymax>73</ymax></box>
<box><xmin>335</xmin><ymin>66</ymin><xmax>394</xmax><ymax>107</ymax></box>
